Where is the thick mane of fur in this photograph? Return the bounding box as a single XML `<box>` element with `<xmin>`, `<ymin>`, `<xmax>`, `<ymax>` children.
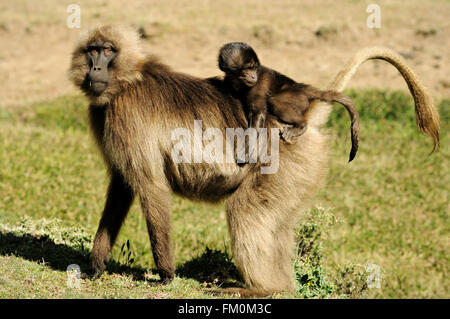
<box><xmin>68</xmin><ymin>25</ymin><xmax>145</xmax><ymax>105</ymax></box>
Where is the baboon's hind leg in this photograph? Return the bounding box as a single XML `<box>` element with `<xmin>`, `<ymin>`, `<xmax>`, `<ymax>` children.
<box><xmin>225</xmin><ymin>176</ymin><xmax>296</xmax><ymax>294</ymax></box>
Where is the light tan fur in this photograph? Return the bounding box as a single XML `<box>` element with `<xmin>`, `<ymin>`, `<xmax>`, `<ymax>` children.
<box><xmin>69</xmin><ymin>26</ymin><xmax>440</xmax><ymax>294</ymax></box>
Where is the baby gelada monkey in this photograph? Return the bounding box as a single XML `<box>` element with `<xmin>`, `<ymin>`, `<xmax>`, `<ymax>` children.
<box><xmin>218</xmin><ymin>42</ymin><xmax>360</xmax><ymax>162</ymax></box>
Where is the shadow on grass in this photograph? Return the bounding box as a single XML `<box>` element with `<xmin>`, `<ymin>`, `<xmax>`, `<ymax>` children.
<box><xmin>0</xmin><ymin>230</ymin><xmax>150</xmax><ymax>282</ymax></box>
<box><xmin>0</xmin><ymin>231</ymin><xmax>242</xmax><ymax>288</ymax></box>
<box><xmin>176</xmin><ymin>247</ymin><xmax>243</xmax><ymax>288</ymax></box>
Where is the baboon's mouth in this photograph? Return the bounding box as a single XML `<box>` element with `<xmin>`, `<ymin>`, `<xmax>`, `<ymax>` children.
<box><xmin>90</xmin><ymin>81</ymin><xmax>108</xmax><ymax>96</ymax></box>
<box><xmin>241</xmin><ymin>78</ymin><xmax>257</xmax><ymax>87</ymax></box>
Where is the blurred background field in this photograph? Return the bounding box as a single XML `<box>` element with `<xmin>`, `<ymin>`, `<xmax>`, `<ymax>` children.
<box><xmin>1</xmin><ymin>0</ymin><xmax>450</xmax><ymax>106</ymax></box>
<box><xmin>0</xmin><ymin>0</ymin><xmax>448</xmax><ymax>298</ymax></box>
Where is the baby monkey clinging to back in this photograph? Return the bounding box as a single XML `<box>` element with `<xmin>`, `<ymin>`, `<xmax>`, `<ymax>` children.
<box><xmin>218</xmin><ymin>42</ymin><xmax>360</xmax><ymax>162</ymax></box>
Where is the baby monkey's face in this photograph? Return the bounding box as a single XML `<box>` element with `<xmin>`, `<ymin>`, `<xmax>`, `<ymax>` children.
<box><xmin>238</xmin><ymin>66</ymin><xmax>258</xmax><ymax>87</ymax></box>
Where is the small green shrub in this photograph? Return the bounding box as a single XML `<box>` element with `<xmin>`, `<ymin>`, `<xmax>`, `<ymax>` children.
<box><xmin>294</xmin><ymin>207</ymin><xmax>368</xmax><ymax>298</ymax></box>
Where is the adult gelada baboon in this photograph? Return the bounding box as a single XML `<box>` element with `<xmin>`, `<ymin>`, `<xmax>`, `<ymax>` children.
<box><xmin>68</xmin><ymin>25</ymin><xmax>440</xmax><ymax>295</ymax></box>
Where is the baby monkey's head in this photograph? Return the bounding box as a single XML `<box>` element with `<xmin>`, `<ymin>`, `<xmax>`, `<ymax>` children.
<box><xmin>218</xmin><ymin>42</ymin><xmax>260</xmax><ymax>88</ymax></box>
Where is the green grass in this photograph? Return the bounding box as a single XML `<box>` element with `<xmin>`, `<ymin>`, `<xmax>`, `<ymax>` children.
<box><xmin>0</xmin><ymin>90</ymin><xmax>448</xmax><ymax>298</ymax></box>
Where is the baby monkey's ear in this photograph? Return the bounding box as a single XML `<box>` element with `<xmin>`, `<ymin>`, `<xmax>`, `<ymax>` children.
<box><xmin>218</xmin><ymin>55</ymin><xmax>226</xmax><ymax>72</ymax></box>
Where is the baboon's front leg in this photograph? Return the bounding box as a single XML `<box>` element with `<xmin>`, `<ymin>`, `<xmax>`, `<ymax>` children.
<box><xmin>140</xmin><ymin>187</ymin><xmax>174</xmax><ymax>283</ymax></box>
<box><xmin>91</xmin><ymin>172</ymin><xmax>134</xmax><ymax>279</ymax></box>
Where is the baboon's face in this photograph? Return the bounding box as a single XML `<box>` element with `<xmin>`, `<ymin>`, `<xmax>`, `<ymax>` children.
<box><xmin>84</xmin><ymin>38</ymin><xmax>117</xmax><ymax>96</ymax></box>
<box><xmin>69</xmin><ymin>26</ymin><xmax>144</xmax><ymax>105</ymax></box>
<box><xmin>236</xmin><ymin>64</ymin><xmax>259</xmax><ymax>87</ymax></box>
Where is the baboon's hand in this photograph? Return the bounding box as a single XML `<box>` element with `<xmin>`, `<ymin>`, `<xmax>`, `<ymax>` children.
<box><xmin>280</xmin><ymin>125</ymin><xmax>307</xmax><ymax>143</ymax></box>
<box><xmin>160</xmin><ymin>277</ymin><xmax>174</xmax><ymax>285</ymax></box>
<box><xmin>158</xmin><ymin>270</ymin><xmax>175</xmax><ymax>285</ymax></box>
<box><xmin>82</xmin><ymin>268</ymin><xmax>104</xmax><ymax>281</ymax></box>
<box><xmin>80</xmin><ymin>272</ymin><xmax>90</xmax><ymax>280</ymax></box>
<box><xmin>280</xmin><ymin>127</ymin><xmax>294</xmax><ymax>143</ymax></box>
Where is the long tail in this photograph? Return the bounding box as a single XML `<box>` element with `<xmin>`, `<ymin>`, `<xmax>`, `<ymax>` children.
<box><xmin>307</xmin><ymin>88</ymin><xmax>360</xmax><ymax>162</ymax></box>
<box><xmin>307</xmin><ymin>46</ymin><xmax>440</xmax><ymax>153</ymax></box>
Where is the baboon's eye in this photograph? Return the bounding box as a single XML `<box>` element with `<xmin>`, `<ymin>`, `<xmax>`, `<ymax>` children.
<box><xmin>89</xmin><ymin>48</ymin><xmax>98</xmax><ymax>55</ymax></box>
<box><xmin>104</xmin><ymin>47</ymin><xmax>113</xmax><ymax>56</ymax></box>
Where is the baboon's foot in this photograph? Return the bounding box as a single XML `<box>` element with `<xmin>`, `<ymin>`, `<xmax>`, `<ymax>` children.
<box><xmin>158</xmin><ymin>269</ymin><xmax>175</xmax><ymax>285</ymax></box>
<box><xmin>81</xmin><ymin>267</ymin><xmax>104</xmax><ymax>280</ymax></box>
<box><xmin>159</xmin><ymin>276</ymin><xmax>174</xmax><ymax>285</ymax></box>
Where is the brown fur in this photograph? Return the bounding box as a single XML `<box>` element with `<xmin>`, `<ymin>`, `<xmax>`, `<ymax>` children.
<box><xmin>218</xmin><ymin>42</ymin><xmax>360</xmax><ymax>161</ymax></box>
<box><xmin>69</xmin><ymin>25</ymin><xmax>440</xmax><ymax>294</ymax></box>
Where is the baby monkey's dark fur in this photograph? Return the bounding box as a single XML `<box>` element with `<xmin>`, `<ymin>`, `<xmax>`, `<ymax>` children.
<box><xmin>218</xmin><ymin>42</ymin><xmax>360</xmax><ymax>162</ymax></box>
